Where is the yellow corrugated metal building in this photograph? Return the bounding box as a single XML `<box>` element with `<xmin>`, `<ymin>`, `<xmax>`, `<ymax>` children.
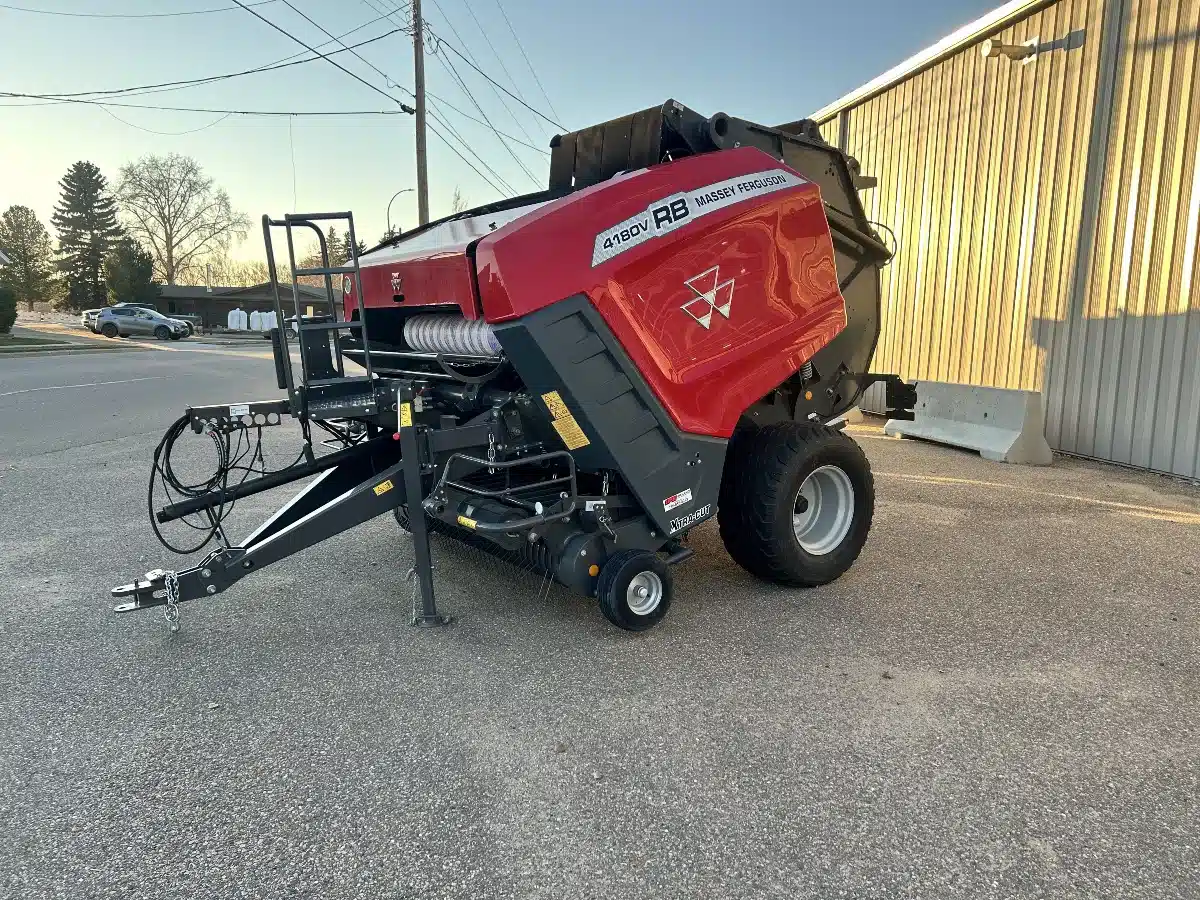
<box><xmin>808</xmin><ymin>0</ymin><xmax>1200</xmax><ymax>479</ymax></box>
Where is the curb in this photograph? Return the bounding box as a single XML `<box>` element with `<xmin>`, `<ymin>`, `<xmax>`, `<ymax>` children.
<box><xmin>0</xmin><ymin>344</ymin><xmax>154</xmax><ymax>357</ymax></box>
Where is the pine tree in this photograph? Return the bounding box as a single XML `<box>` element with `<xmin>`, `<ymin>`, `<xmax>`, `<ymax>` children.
<box><xmin>51</xmin><ymin>161</ymin><xmax>120</xmax><ymax>309</ymax></box>
<box><xmin>105</xmin><ymin>236</ymin><xmax>159</xmax><ymax>306</ymax></box>
<box><xmin>342</xmin><ymin>230</ymin><xmax>367</xmax><ymax>262</ymax></box>
<box><xmin>0</xmin><ymin>205</ymin><xmax>58</xmax><ymax>311</ymax></box>
<box><xmin>326</xmin><ymin>225</ymin><xmax>344</xmax><ymax>266</ymax></box>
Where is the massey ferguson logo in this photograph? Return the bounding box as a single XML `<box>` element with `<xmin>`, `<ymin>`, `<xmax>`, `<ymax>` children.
<box><xmin>681</xmin><ymin>266</ymin><xmax>734</xmax><ymax>329</ymax></box>
<box><xmin>390</xmin><ymin>272</ymin><xmax>403</xmax><ymax>293</ymax></box>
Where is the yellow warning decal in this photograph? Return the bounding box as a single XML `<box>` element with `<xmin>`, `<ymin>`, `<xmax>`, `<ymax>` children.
<box><xmin>456</xmin><ymin>515</ymin><xmax>477</xmax><ymax>529</ymax></box>
<box><xmin>551</xmin><ymin>417</ymin><xmax>590</xmax><ymax>451</ymax></box>
<box><xmin>399</xmin><ymin>402</ymin><xmax>413</xmax><ymax>428</ymax></box>
<box><xmin>542</xmin><ymin>391</ymin><xmax>571</xmax><ymax>420</ymax></box>
<box><xmin>540</xmin><ymin>390</ymin><xmax>591</xmax><ymax>450</ymax></box>
<box><xmin>373</xmin><ymin>479</ymin><xmax>394</xmax><ymax>496</ymax></box>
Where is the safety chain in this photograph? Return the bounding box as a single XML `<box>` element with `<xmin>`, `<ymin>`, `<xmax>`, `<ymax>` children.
<box><xmin>163</xmin><ymin>570</ymin><xmax>181</xmax><ymax>633</ymax></box>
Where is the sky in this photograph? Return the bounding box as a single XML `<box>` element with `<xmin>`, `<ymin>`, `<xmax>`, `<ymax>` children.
<box><xmin>0</xmin><ymin>0</ymin><xmax>999</xmax><ymax>267</ymax></box>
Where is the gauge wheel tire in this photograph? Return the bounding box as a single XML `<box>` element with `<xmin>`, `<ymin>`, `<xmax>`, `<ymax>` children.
<box><xmin>596</xmin><ymin>550</ymin><xmax>673</xmax><ymax>632</ymax></box>
<box><xmin>394</xmin><ymin>505</ymin><xmax>433</xmax><ymax>533</ymax></box>
<box><xmin>154</xmin><ymin>325</ymin><xmax>171</xmax><ymax>340</ymax></box>
<box><xmin>393</xmin><ymin>505</ymin><xmax>412</xmax><ymax>532</ymax></box>
<box><xmin>718</xmin><ymin>423</ymin><xmax>874</xmax><ymax>587</ymax></box>
<box><xmin>100</xmin><ymin>323</ymin><xmax>119</xmax><ymax>338</ymax></box>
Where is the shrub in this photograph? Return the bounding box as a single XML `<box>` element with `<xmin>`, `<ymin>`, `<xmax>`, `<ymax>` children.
<box><xmin>0</xmin><ymin>286</ymin><xmax>16</xmax><ymax>334</ymax></box>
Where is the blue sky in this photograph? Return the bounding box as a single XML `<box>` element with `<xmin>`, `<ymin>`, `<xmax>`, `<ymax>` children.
<box><xmin>1</xmin><ymin>0</ymin><xmax>997</xmax><ymax>260</ymax></box>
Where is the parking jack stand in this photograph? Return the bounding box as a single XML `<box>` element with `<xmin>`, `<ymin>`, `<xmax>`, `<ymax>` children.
<box><xmin>397</xmin><ymin>391</ymin><xmax>452</xmax><ymax>628</ymax></box>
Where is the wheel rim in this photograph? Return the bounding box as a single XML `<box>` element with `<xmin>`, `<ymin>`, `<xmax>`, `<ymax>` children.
<box><xmin>792</xmin><ymin>465</ymin><xmax>855</xmax><ymax>556</ymax></box>
<box><xmin>626</xmin><ymin>571</ymin><xmax>663</xmax><ymax>616</ymax></box>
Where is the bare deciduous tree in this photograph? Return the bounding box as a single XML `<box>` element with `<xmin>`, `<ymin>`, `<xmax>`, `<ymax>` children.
<box><xmin>116</xmin><ymin>154</ymin><xmax>250</xmax><ymax>284</ymax></box>
<box><xmin>204</xmin><ymin>255</ymin><xmax>276</xmax><ymax>288</ymax></box>
<box><xmin>451</xmin><ymin>186</ymin><xmax>469</xmax><ymax>213</ymax></box>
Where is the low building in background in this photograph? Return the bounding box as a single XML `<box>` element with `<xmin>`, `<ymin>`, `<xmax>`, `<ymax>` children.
<box><xmin>154</xmin><ymin>283</ymin><xmax>330</xmax><ymax>329</ymax></box>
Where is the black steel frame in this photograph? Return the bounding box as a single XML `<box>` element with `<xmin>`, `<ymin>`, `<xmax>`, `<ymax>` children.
<box><xmin>261</xmin><ymin>212</ymin><xmax>379</xmax><ymax>421</ymax></box>
<box><xmin>424</xmin><ymin>449</ymin><xmax>579</xmax><ymax>533</ymax></box>
<box><xmin>113</xmin><ymin>404</ymin><xmax>464</xmax><ymax>627</ymax></box>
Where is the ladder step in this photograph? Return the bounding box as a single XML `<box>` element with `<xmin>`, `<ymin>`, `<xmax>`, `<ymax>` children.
<box><xmin>307</xmin><ymin>376</ymin><xmax>374</xmax><ymax>388</ymax></box>
<box><xmin>293</xmin><ymin>265</ymin><xmax>357</xmax><ymax>277</ymax></box>
<box><xmin>301</xmin><ymin>321</ymin><xmax>362</xmax><ymax>332</ymax></box>
<box><xmin>285</xmin><ymin>212</ymin><xmax>353</xmax><ymax>222</ymax></box>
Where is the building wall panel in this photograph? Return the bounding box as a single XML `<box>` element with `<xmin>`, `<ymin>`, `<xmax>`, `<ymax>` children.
<box><xmin>820</xmin><ymin>0</ymin><xmax>1200</xmax><ymax>478</ymax></box>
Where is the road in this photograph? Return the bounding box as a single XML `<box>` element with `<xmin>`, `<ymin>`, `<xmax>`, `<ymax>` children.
<box><xmin>1</xmin><ymin>346</ymin><xmax>1198</xmax><ymax>899</ymax></box>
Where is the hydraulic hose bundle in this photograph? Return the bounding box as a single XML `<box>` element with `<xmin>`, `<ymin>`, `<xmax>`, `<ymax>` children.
<box><xmin>148</xmin><ymin>414</ymin><xmax>305</xmax><ymax>555</ymax></box>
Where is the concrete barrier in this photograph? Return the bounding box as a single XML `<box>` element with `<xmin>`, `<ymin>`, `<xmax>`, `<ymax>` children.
<box><xmin>884</xmin><ymin>382</ymin><xmax>1054</xmax><ymax>465</ymax></box>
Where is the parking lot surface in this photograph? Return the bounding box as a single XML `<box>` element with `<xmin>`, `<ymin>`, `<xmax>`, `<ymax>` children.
<box><xmin>2</xmin><ymin>349</ymin><xmax>1198</xmax><ymax>899</ymax></box>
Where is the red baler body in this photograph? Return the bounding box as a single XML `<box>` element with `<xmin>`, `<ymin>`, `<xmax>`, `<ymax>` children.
<box><xmin>353</xmin><ymin>148</ymin><xmax>848</xmax><ymax>438</ymax></box>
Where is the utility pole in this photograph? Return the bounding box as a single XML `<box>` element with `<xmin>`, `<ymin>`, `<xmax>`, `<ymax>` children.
<box><xmin>412</xmin><ymin>0</ymin><xmax>430</xmax><ymax>226</ymax></box>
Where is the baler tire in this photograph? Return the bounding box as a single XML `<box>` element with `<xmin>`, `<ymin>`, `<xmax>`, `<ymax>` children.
<box><xmin>596</xmin><ymin>550</ymin><xmax>672</xmax><ymax>632</ymax></box>
<box><xmin>718</xmin><ymin>423</ymin><xmax>873</xmax><ymax>587</ymax></box>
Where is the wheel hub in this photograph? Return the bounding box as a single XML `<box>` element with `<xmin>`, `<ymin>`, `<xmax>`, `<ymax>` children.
<box><xmin>792</xmin><ymin>465</ymin><xmax>855</xmax><ymax>556</ymax></box>
<box><xmin>626</xmin><ymin>571</ymin><xmax>663</xmax><ymax>616</ymax></box>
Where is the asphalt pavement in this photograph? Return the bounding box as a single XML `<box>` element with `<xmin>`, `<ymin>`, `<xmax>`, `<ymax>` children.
<box><xmin>1</xmin><ymin>347</ymin><xmax>1198</xmax><ymax>899</ymax></box>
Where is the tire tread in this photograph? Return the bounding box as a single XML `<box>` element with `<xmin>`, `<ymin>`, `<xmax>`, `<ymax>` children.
<box><xmin>718</xmin><ymin>423</ymin><xmax>874</xmax><ymax>586</ymax></box>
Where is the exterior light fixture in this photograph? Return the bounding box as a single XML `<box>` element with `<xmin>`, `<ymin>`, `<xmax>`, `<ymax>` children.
<box><xmin>980</xmin><ymin>37</ymin><xmax>1038</xmax><ymax>61</ymax></box>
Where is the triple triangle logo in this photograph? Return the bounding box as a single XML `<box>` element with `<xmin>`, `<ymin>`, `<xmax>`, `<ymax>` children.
<box><xmin>681</xmin><ymin>265</ymin><xmax>734</xmax><ymax>330</ymax></box>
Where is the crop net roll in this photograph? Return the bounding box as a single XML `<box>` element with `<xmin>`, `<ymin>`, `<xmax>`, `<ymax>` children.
<box><xmin>403</xmin><ymin>314</ymin><xmax>503</xmax><ymax>358</ymax></box>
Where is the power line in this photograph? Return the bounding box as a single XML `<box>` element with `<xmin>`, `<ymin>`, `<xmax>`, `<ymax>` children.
<box><xmin>461</xmin><ymin>1</ymin><xmax>525</xmax><ymax>101</ymax></box>
<box><xmin>492</xmin><ymin>0</ymin><xmax>560</xmax><ymax>124</ymax></box>
<box><xmin>229</xmin><ymin>0</ymin><xmax>415</xmax><ymax>113</ymax></box>
<box><xmin>262</xmin><ymin>0</ymin><xmax>517</xmax><ymax>193</ymax></box>
<box><xmin>0</xmin><ymin>0</ymin><xmax>277</xmax><ymax>16</ymax></box>
<box><xmin>356</xmin><ymin>0</ymin><xmax>411</xmax><ymax>34</ymax></box>
<box><xmin>429</xmin><ymin>121</ymin><xmax>511</xmax><ymax>195</ymax></box>
<box><xmin>432</xmin><ymin>48</ymin><xmax>537</xmax><ymax>186</ymax></box>
<box><xmin>421</xmin><ymin>91</ymin><xmax>546</xmax><ymax>153</ymax></box>
<box><xmin>97</xmin><ymin>107</ymin><xmax>233</xmax><ymax>135</ymax></box>
<box><xmin>396</xmin><ymin>93</ymin><xmax>518</xmax><ymax>194</ymax></box>
<box><xmin>15</xmin><ymin>28</ymin><xmax>403</xmax><ymax>101</ymax></box>
<box><xmin>427</xmin><ymin>27</ymin><xmax>563</xmax><ymax>131</ymax></box>
<box><xmin>355</xmin><ymin>0</ymin><xmax>546</xmax><ymax>153</ymax></box>
<box><xmin>409</xmin><ymin>92</ymin><xmax>516</xmax><ymax>193</ymax></box>
<box><xmin>276</xmin><ymin>0</ymin><xmax>413</xmax><ymax>92</ymax></box>
<box><xmin>432</xmin><ymin>0</ymin><xmax>537</xmax><ymax>146</ymax></box>
<box><xmin>0</xmin><ymin>91</ymin><xmax>410</xmax><ymax>115</ymax></box>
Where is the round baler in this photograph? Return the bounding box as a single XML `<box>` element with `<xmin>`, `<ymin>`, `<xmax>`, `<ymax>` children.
<box><xmin>113</xmin><ymin>100</ymin><xmax>908</xmax><ymax>634</ymax></box>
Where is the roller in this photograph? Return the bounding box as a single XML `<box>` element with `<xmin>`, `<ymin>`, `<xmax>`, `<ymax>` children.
<box><xmin>403</xmin><ymin>313</ymin><xmax>502</xmax><ymax>358</ymax></box>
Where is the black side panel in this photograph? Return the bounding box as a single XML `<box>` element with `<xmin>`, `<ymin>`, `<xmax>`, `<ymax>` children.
<box><xmin>792</xmin><ymin>249</ymin><xmax>884</xmax><ymax>421</ymax></box>
<box><xmin>492</xmin><ymin>296</ymin><xmax>726</xmax><ymax>537</ymax></box>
